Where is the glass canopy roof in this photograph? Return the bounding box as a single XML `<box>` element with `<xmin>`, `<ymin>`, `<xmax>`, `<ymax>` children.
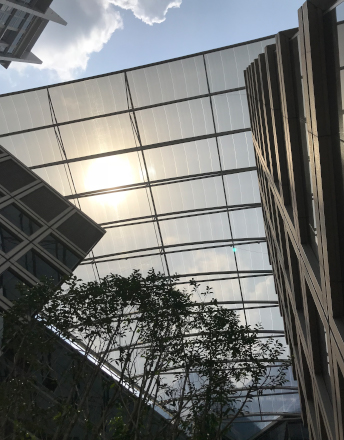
<box><xmin>0</xmin><ymin>36</ymin><xmax>300</xmax><ymax>437</ymax></box>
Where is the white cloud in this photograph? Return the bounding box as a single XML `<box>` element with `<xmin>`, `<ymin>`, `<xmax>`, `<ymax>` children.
<box><xmin>111</xmin><ymin>0</ymin><xmax>182</xmax><ymax>25</ymax></box>
<box><xmin>14</xmin><ymin>0</ymin><xmax>123</xmax><ymax>81</ymax></box>
<box><xmin>10</xmin><ymin>0</ymin><xmax>182</xmax><ymax>81</ymax></box>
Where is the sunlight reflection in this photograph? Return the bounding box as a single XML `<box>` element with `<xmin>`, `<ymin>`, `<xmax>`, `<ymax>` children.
<box><xmin>84</xmin><ymin>155</ymin><xmax>135</xmax><ymax>207</ymax></box>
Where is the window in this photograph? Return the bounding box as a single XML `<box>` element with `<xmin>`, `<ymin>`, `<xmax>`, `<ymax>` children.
<box><xmin>39</xmin><ymin>234</ymin><xmax>80</xmax><ymax>270</ymax></box>
<box><xmin>0</xmin><ymin>224</ymin><xmax>21</xmax><ymax>253</ymax></box>
<box><xmin>18</xmin><ymin>250</ymin><xmax>62</xmax><ymax>284</ymax></box>
<box><xmin>0</xmin><ymin>269</ymin><xmax>26</xmax><ymax>301</ymax></box>
<box><xmin>0</xmin><ymin>204</ymin><xmax>40</xmax><ymax>236</ymax></box>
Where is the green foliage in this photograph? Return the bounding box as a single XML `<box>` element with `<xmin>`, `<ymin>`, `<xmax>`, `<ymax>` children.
<box><xmin>0</xmin><ymin>270</ymin><xmax>290</xmax><ymax>440</ymax></box>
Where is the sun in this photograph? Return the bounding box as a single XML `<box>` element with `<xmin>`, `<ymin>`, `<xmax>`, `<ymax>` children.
<box><xmin>84</xmin><ymin>155</ymin><xmax>135</xmax><ymax>207</ymax></box>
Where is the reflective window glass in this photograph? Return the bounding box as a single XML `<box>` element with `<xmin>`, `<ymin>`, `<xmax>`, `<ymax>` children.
<box><xmin>0</xmin><ymin>204</ymin><xmax>40</xmax><ymax>235</ymax></box>
<box><xmin>0</xmin><ymin>224</ymin><xmax>21</xmax><ymax>252</ymax></box>
<box><xmin>39</xmin><ymin>234</ymin><xmax>80</xmax><ymax>270</ymax></box>
<box><xmin>18</xmin><ymin>250</ymin><xmax>62</xmax><ymax>283</ymax></box>
<box><xmin>0</xmin><ymin>270</ymin><xmax>26</xmax><ymax>301</ymax></box>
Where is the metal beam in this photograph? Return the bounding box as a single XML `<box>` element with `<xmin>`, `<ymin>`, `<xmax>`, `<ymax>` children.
<box><xmin>99</xmin><ymin>203</ymin><xmax>261</xmax><ymax>228</ymax></box>
<box><xmin>232</xmin><ymin>418</ymin><xmax>302</xmax><ymax>424</ymax></box>
<box><xmin>176</xmin><ymin>270</ymin><xmax>273</xmax><ymax>278</ymax></box>
<box><xmin>173</xmin><ymin>273</ymin><xmax>274</xmax><ymax>285</ymax></box>
<box><xmin>231</xmin><ymin>412</ymin><xmax>301</xmax><ymax>418</ymax></box>
<box><xmin>66</xmin><ymin>166</ymin><xmax>257</xmax><ymax>200</ymax></box>
<box><xmin>85</xmin><ymin>239</ymin><xmax>268</xmax><ymax>264</ymax></box>
<box><xmin>0</xmin><ymin>90</ymin><xmax>250</xmax><ymax>139</ymax></box>
<box><xmin>81</xmin><ymin>237</ymin><xmax>268</xmax><ymax>262</ymax></box>
<box><xmin>28</xmin><ymin>128</ymin><xmax>252</xmax><ymax>169</ymax></box>
<box><xmin>1</xmin><ymin>1</ymin><xmax>67</xmax><ymax>25</ymax></box>
<box><xmin>55</xmin><ymin>129</ymin><xmax>248</xmax><ymax>166</ymax></box>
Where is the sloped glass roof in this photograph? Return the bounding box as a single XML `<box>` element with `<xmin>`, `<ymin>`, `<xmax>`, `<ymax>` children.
<box><xmin>0</xmin><ymin>35</ymin><xmax>300</xmax><ymax>436</ymax></box>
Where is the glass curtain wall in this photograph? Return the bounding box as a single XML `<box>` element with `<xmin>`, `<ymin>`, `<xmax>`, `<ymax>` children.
<box><xmin>0</xmin><ymin>36</ymin><xmax>301</xmax><ymax>437</ymax></box>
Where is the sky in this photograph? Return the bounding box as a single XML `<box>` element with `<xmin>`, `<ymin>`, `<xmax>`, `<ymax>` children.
<box><xmin>0</xmin><ymin>0</ymin><xmax>306</xmax><ymax>94</ymax></box>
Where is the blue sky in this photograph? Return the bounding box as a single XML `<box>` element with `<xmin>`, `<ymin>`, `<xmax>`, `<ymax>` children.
<box><xmin>0</xmin><ymin>0</ymin><xmax>305</xmax><ymax>94</ymax></box>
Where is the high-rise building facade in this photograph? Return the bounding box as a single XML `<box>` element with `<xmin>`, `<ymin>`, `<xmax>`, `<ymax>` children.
<box><xmin>0</xmin><ymin>0</ymin><xmax>66</xmax><ymax>68</ymax></box>
<box><xmin>245</xmin><ymin>0</ymin><xmax>344</xmax><ymax>439</ymax></box>
<box><xmin>0</xmin><ymin>143</ymin><xmax>105</xmax><ymax>311</ymax></box>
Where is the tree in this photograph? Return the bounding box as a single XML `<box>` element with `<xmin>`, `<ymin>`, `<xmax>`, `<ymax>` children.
<box><xmin>0</xmin><ymin>269</ymin><xmax>290</xmax><ymax>440</ymax></box>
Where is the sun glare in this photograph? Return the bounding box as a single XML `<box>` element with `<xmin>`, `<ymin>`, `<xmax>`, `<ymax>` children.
<box><xmin>84</xmin><ymin>155</ymin><xmax>135</xmax><ymax>207</ymax></box>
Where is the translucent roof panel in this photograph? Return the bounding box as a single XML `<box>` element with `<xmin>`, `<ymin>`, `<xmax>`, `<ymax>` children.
<box><xmin>0</xmin><ymin>34</ymin><xmax>301</xmax><ymax>428</ymax></box>
<box><xmin>127</xmin><ymin>55</ymin><xmax>208</xmax><ymax>107</ymax></box>
<box><xmin>48</xmin><ymin>73</ymin><xmax>127</xmax><ymax>123</ymax></box>
<box><xmin>143</xmin><ymin>138</ymin><xmax>220</xmax><ymax>180</ymax></box>
<box><xmin>77</xmin><ymin>188</ymin><xmax>154</xmax><ymax>224</ymax></box>
<box><xmin>205</xmin><ymin>38</ymin><xmax>275</xmax><ymax>93</ymax></box>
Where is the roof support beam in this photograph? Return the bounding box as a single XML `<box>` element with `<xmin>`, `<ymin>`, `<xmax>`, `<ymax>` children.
<box><xmin>66</xmin><ymin>166</ymin><xmax>257</xmax><ymax>200</ymax></box>
<box><xmin>28</xmin><ymin>128</ymin><xmax>252</xmax><ymax>169</ymax></box>
<box><xmin>100</xmin><ymin>203</ymin><xmax>262</xmax><ymax>228</ymax></box>
<box><xmin>81</xmin><ymin>237</ymin><xmax>268</xmax><ymax>263</ymax></box>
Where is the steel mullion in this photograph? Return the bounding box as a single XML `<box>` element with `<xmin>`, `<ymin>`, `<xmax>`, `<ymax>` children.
<box><xmin>46</xmin><ymin>89</ymin><xmax>101</xmax><ymax>282</ymax></box>
<box><xmin>124</xmin><ymin>72</ymin><xmax>171</xmax><ymax>278</ymax></box>
<box><xmin>203</xmin><ymin>54</ymin><xmax>249</xmax><ymax>325</ymax></box>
